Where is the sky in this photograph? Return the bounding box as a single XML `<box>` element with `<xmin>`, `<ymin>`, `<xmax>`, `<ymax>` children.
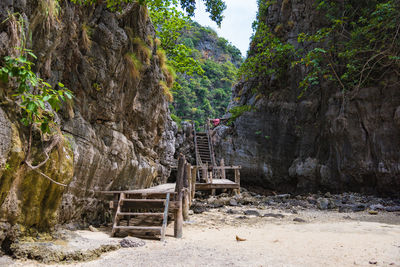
<box><xmin>192</xmin><ymin>0</ymin><xmax>258</xmax><ymax>57</ymax></box>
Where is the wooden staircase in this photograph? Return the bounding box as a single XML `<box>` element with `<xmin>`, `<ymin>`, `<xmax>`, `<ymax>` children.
<box><xmin>194</xmin><ymin>120</ymin><xmax>217</xmax><ymax>181</ymax></box>
<box><xmin>195</xmin><ymin>132</ymin><xmax>213</xmax><ymax>166</ymax></box>
<box><xmin>111</xmin><ymin>192</ymin><xmax>173</xmax><ymax>241</ymax></box>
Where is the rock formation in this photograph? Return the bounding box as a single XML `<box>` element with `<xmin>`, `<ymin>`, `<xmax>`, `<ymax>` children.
<box><xmin>216</xmin><ymin>0</ymin><xmax>400</xmax><ymax>196</ymax></box>
<box><xmin>0</xmin><ymin>0</ymin><xmax>175</xmax><ymax>245</ymax></box>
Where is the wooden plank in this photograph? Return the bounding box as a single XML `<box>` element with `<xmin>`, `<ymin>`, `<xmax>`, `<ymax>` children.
<box><xmin>161</xmin><ymin>193</ymin><xmax>170</xmax><ymax>242</ymax></box>
<box><xmin>121</xmin><ymin>199</ymin><xmax>165</xmax><ymax>209</ymax></box>
<box><xmin>112</xmin><ymin>200</ymin><xmax>179</xmax><ymax>210</ymax></box>
<box><xmin>100</xmin><ymin>183</ymin><xmax>176</xmax><ymax>195</ymax></box>
<box><xmin>210</xmin><ymin>166</ymin><xmax>242</xmax><ymax>170</ymax></box>
<box><xmin>113</xmin><ymin>226</ymin><xmax>162</xmax><ymax>231</ymax></box>
<box><xmin>111</xmin><ymin>192</ymin><xmax>124</xmax><ymax>237</ymax></box>
<box><xmin>125</xmin><ymin>192</ymin><xmax>176</xmax><ymax>199</ymax></box>
<box><xmin>195</xmin><ymin>183</ymin><xmax>240</xmax><ymax>190</ymax></box>
<box><xmin>117</xmin><ymin>212</ymin><xmax>164</xmax><ymax>216</ymax></box>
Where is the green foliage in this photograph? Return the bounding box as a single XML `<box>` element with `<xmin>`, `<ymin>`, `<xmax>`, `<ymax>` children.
<box><xmin>240</xmin><ymin>0</ymin><xmax>400</xmax><ymax>100</ymax></box>
<box><xmin>238</xmin><ymin>20</ymin><xmax>295</xmax><ymax>91</ymax></box>
<box><xmin>0</xmin><ymin>50</ymin><xmax>73</xmax><ymax>133</ymax></box>
<box><xmin>227</xmin><ymin>105</ymin><xmax>252</xmax><ymax>124</ymax></box>
<box><xmin>147</xmin><ymin>8</ymin><xmax>242</xmax><ymax>127</ymax></box>
<box><xmin>148</xmin><ymin>1</ymin><xmax>204</xmax><ymax>76</ymax></box>
<box><xmin>70</xmin><ymin>0</ymin><xmax>226</xmax><ymax>26</ymax></box>
<box><xmin>295</xmin><ymin>0</ymin><xmax>400</xmax><ymax>95</ymax></box>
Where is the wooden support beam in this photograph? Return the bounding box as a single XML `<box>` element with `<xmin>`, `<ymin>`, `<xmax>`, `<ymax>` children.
<box><xmin>174</xmin><ymin>155</ymin><xmax>185</xmax><ymax>238</ymax></box>
<box><xmin>234</xmin><ymin>169</ymin><xmax>241</xmax><ymax>195</ymax></box>
<box><xmin>220</xmin><ymin>159</ymin><xmax>226</xmax><ymax>179</ymax></box>
<box><xmin>186</xmin><ymin>163</ymin><xmax>193</xmax><ymax>206</ymax></box>
<box><xmin>191</xmin><ymin>166</ymin><xmax>196</xmax><ymax>201</ymax></box>
<box><xmin>183</xmin><ymin>163</ymin><xmax>191</xmax><ymax>221</ymax></box>
<box><xmin>195</xmin><ymin>183</ymin><xmax>240</xmax><ymax>190</ymax></box>
<box><xmin>174</xmin><ymin>191</ymin><xmax>183</xmax><ymax>238</ymax></box>
<box><xmin>202</xmin><ymin>164</ymin><xmax>208</xmax><ymax>183</ymax></box>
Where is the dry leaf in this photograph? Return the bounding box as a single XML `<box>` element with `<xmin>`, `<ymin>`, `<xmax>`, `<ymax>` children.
<box><xmin>236</xmin><ymin>235</ymin><xmax>246</xmax><ymax>241</ymax></box>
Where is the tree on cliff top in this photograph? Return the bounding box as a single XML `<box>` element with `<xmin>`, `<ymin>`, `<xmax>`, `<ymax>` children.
<box><xmin>71</xmin><ymin>0</ymin><xmax>226</xmax><ymax>26</ymax></box>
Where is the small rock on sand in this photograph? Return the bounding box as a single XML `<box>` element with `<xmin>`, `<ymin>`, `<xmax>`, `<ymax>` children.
<box><xmin>263</xmin><ymin>213</ymin><xmax>285</xmax><ymax>219</ymax></box>
<box><xmin>229</xmin><ymin>199</ymin><xmax>238</xmax><ymax>206</ymax></box>
<box><xmin>120</xmin><ymin>237</ymin><xmax>146</xmax><ymax>248</ymax></box>
<box><xmin>89</xmin><ymin>225</ymin><xmax>99</xmax><ymax>232</ymax></box>
<box><xmin>244</xmin><ymin>210</ymin><xmax>261</xmax><ymax>216</ymax></box>
<box><xmin>293</xmin><ymin>217</ymin><xmax>307</xmax><ymax>223</ymax></box>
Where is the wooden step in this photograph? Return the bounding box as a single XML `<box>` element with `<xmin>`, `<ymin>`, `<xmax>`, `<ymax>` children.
<box><xmin>124</xmin><ymin>192</ymin><xmax>176</xmax><ymax>199</ymax></box>
<box><xmin>113</xmin><ymin>226</ymin><xmax>162</xmax><ymax>231</ymax></box>
<box><xmin>121</xmin><ymin>199</ymin><xmax>165</xmax><ymax>209</ymax></box>
<box><xmin>117</xmin><ymin>212</ymin><xmax>164</xmax><ymax>217</ymax></box>
<box><xmin>111</xmin><ymin>200</ymin><xmax>180</xmax><ymax>210</ymax></box>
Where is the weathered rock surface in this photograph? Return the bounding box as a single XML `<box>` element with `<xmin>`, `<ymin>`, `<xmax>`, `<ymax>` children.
<box><xmin>120</xmin><ymin>236</ymin><xmax>145</xmax><ymax>248</ymax></box>
<box><xmin>0</xmin><ymin>0</ymin><xmax>175</xmax><ymax>245</ymax></box>
<box><xmin>215</xmin><ymin>0</ymin><xmax>400</xmax><ymax>196</ymax></box>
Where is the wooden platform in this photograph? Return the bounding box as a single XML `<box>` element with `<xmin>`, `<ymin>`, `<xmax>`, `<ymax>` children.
<box><xmin>196</xmin><ymin>179</ymin><xmax>240</xmax><ymax>190</ymax></box>
<box><xmin>101</xmin><ymin>183</ymin><xmax>176</xmax><ymax>195</ymax></box>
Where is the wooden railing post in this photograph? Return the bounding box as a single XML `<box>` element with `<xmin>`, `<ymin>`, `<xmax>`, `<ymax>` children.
<box><xmin>202</xmin><ymin>163</ymin><xmax>208</xmax><ymax>183</ymax></box>
<box><xmin>234</xmin><ymin>169</ymin><xmax>241</xmax><ymax>195</ymax></box>
<box><xmin>183</xmin><ymin>163</ymin><xmax>191</xmax><ymax>221</ymax></box>
<box><xmin>220</xmin><ymin>159</ymin><xmax>226</xmax><ymax>179</ymax></box>
<box><xmin>174</xmin><ymin>155</ymin><xmax>185</xmax><ymax>238</ymax></box>
<box><xmin>220</xmin><ymin>159</ymin><xmax>226</xmax><ymax>193</ymax></box>
<box><xmin>191</xmin><ymin>166</ymin><xmax>197</xmax><ymax>200</ymax></box>
<box><xmin>209</xmin><ymin>169</ymin><xmax>215</xmax><ymax>195</ymax></box>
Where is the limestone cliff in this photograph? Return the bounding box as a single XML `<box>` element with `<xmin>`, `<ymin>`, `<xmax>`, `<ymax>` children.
<box><xmin>0</xmin><ymin>0</ymin><xmax>176</xmax><ymax>243</ymax></box>
<box><xmin>216</xmin><ymin>0</ymin><xmax>400</xmax><ymax>196</ymax></box>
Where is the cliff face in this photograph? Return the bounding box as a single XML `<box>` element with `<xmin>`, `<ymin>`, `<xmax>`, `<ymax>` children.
<box><xmin>216</xmin><ymin>0</ymin><xmax>400</xmax><ymax>196</ymax></box>
<box><xmin>0</xmin><ymin>0</ymin><xmax>175</xmax><ymax>239</ymax></box>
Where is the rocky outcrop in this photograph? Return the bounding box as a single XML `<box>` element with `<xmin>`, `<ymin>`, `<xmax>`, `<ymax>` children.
<box><xmin>216</xmin><ymin>0</ymin><xmax>400</xmax><ymax>196</ymax></box>
<box><xmin>0</xmin><ymin>0</ymin><xmax>175</xmax><ymax>241</ymax></box>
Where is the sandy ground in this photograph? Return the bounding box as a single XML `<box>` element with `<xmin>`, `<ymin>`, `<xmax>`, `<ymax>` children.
<box><xmin>2</xmin><ymin>206</ymin><xmax>400</xmax><ymax>267</ymax></box>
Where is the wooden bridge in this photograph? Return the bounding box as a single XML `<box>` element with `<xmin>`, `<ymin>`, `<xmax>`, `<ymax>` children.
<box><xmin>103</xmin><ymin>120</ymin><xmax>240</xmax><ymax>240</ymax></box>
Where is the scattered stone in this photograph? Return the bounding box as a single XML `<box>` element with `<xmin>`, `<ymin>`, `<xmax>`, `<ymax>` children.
<box><xmin>369</xmin><ymin>204</ymin><xmax>385</xmax><ymax>210</ymax></box>
<box><xmin>369</xmin><ymin>260</ymin><xmax>377</xmax><ymax>265</ymax></box>
<box><xmin>229</xmin><ymin>199</ymin><xmax>238</xmax><ymax>206</ymax></box>
<box><xmin>120</xmin><ymin>237</ymin><xmax>145</xmax><ymax>248</ymax></box>
<box><xmin>317</xmin><ymin>198</ymin><xmax>329</xmax><ymax>210</ymax></box>
<box><xmin>263</xmin><ymin>213</ymin><xmax>285</xmax><ymax>219</ymax></box>
<box><xmin>244</xmin><ymin>210</ymin><xmax>261</xmax><ymax>216</ymax></box>
<box><xmin>291</xmin><ymin>209</ymin><xmax>298</xmax><ymax>214</ymax></box>
<box><xmin>343</xmin><ymin>215</ymin><xmax>352</xmax><ymax>219</ymax></box>
<box><xmin>226</xmin><ymin>209</ymin><xmax>239</xmax><ymax>214</ymax></box>
<box><xmin>190</xmin><ymin>203</ymin><xmax>209</xmax><ymax>214</ymax></box>
<box><xmin>324</xmin><ymin>192</ymin><xmax>332</xmax><ymax>198</ymax></box>
<box><xmin>236</xmin><ymin>216</ymin><xmax>247</xmax><ymax>220</ymax></box>
<box><xmin>88</xmin><ymin>225</ymin><xmax>99</xmax><ymax>232</ymax></box>
<box><xmin>386</xmin><ymin>206</ymin><xmax>400</xmax><ymax>212</ymax></box>
<box><xmin>188</xmin><ymin>210</ymin><xmax>194</xmax><ymax>215</ymax></box>
<box><xmin>275</xmin><ymin>194</ymin><xmax>291</xmax><ymax>199</ymax></box>
<box><xmin>368</xmin><ymin>210</ymin><xmax>378</xmax><ymax>215</ymax></box>
<box><xmin>306</xmin><ymin>196</ymin><xmax>317</xmax><ymax>205</ymax></box>
<box><xmin>293</xmin><ymin>217</ymin><xmax>307</xmax><ymax>223</ymax></box>
<box><xmin>351</xmin><ymin>204</ymin><xmax>367</xmax><ymax>212</ymax></box>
